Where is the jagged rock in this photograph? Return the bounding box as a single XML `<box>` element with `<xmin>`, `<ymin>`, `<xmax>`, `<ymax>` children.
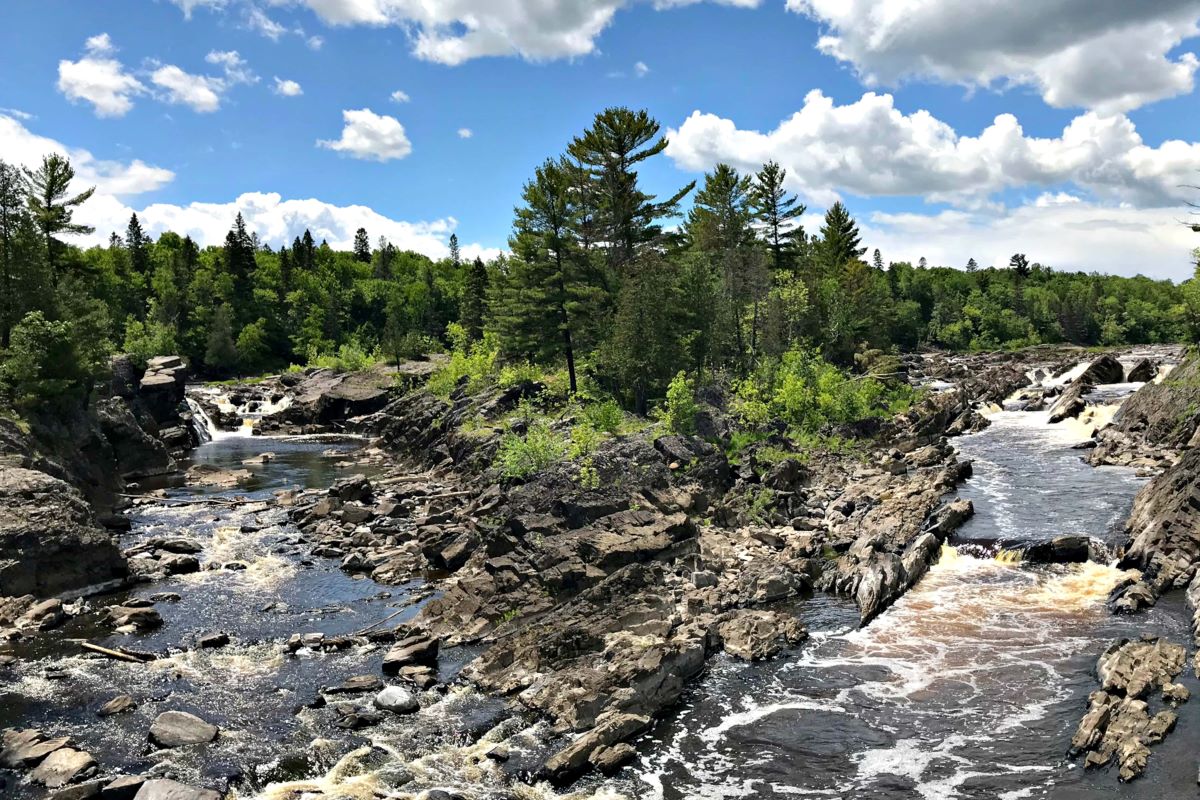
<box><xmin>1078</xmin><ymin>355</ymin><xmax>1125</xmax><ymax>386</ymax></box>
<box><xmin>374</xmin><ymin>685</ymin><xmax>420</xmax><ymax>714</ymax></box>
<box><xmin>100</xmin><ymin>775</ymin><xmax>146</xmax><ymax>800</ymax></box>
<box><xmin>543</xmin><ymin>711</ymin><xmax>650</xmax><ymax>782</ymax></box>
<box><xmin>1125</xmin><ymin>359</ymin><xmax>1156</xmax><ymax>383</ymax></box>
<box><xmin>0</xmin><ymin>466</ymin><xmax>127</xmax><ymax>598</ymax></box>
<box><xmin>108</xmin><ymin>606</ymin><xmax>163</xmax><ymax>631</ymax></box>
<box><xmin>717</xmin><ymin>610</ymin><xmax>807</xmax><ymax>660</ymax></box>
<box><xmin>16</xmin><ymin>598</ymin><xmax>66</xmax><ymax>630</ymax></box>
<box><xmin>1048</xmin><ymin>381</ymin><xmax>1088</xmax><ymax>423</ymax></box>
<box><xmin>1</xmin><ymin>729</ymin><xmax>70</xmax><ymax>768</ymax></box>
<box><xmin>330</xmin><ymin>474</ymin><xmax>373</xmax><ymax>503</ymax></box>
<box><xmin>131</xmin><ymin>779</ymin><xmax>220</xmax><ymax>800</ymax></box>
<box><xmin>325</xmin><ymin>675</ymin><xmax>384</xmax><ymax>694</ymax></box>
<box><xmin>94</xmin><ymin>399</ymin><xmax>174</xmax><ymax>480</ymax></box>
<box><xmin>30</xmin><ymin>747</ymin><xmax>97</xmax><ymax>788</ymax></box>
<box><xmin>148</xmin><ymin>711</ymin><xmax>219</xmax><ymax>748</ymax></box>
<box><xmin>98</xmin><ymin>694</ymin><xmax>137</xmax><ymax>717</ymax></box>
<box><xmin>383</xmin><ymin>635</ymin><xmax>439</xmax><ymax>673</ymax></box>
<box><xmin>1090</xmin><ymin>352</ymin><xmax>1198</xmax><ymax>465</ymax></box>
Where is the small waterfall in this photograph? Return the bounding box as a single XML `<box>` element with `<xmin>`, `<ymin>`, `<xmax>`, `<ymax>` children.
<box><xmin>185</xmin><ymin>396</ymin><xmax>217</xmax><ymax>444</ymax></box>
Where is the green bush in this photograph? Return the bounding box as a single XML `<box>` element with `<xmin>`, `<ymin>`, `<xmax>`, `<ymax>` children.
<box><xmin>498</xmin><ymin>361</ymin><xmax>543</xmax><ymax>389</ymax></box>
<box><xmin>582</xmin><ymin>399</ymin><xmax>623</xmax><ymax>434</ymax></box>
<box><xmin>494</xmin><ymin>421</ymin><xmax>566</xmax><ymax>479</ymax></box>
<box><xmin>307</xmin><ymin>340</ymin><xmax>376</xmax><ymax>372</ymax></box>
<box><xmin>122</xmin><ymin>318</ymin><xmax>180</xmax><ymax>368</ymax></box>
<box><xmin>427</xmin><ymin>326</ymin><xmax>500</xmax><ymax>398</ymax></box>
<box><xmin>2</xmin><ymin>311</ymin><xmax>88</xmax><ymax>405</ymax></box>
<box><xmin>567</xmin><ymin>422</ymin><xmax>603</xmax><ymax>459</ymax></box>
<box><xmin>657</xmin><ymin>371</ymin><xmax>697</xmax><ymax>434</ymax></box>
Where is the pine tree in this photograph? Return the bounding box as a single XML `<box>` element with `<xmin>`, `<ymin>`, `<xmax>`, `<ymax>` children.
<box><xmin>353</xmin><ymin>227</ymin><xmax>371</xmax><ymax>263</ymax></box>
<box><xmin>749</xmin><ymin>160</ymin><xmax>806</xmax><ymax>274</ymax></box>
<box><xmin>461</xmin><ymin>256</ymin><xmax>489</xmax><ymax>341</ymax></box>
<box><xmin>966</xmin><ymin>257</ymin><xmax>978</xmax><ymax>272</ymax></box>
<box><xmin>126</xmin><ymin>213</ymin><xmax>151</xmax><ymax>277</ymax></box>
<box><xmin>205</xmin><ymin>304</ymin><xmax>239</xmax><ymax>375</ymax></box>
<box><xmin>1009</xmin><ymin>253</ymin><xmax>1031</xmax><ymax>279</ymax></box>
<box><xmin>815</xmin><ymin>201</ymin><xmax>865</xmax><ymax>271</ymax></box>
<box><xmin>919</xmin><ymin>256</ymin><xmax>927</xmax><ymax>268</ymax></box>
<box><xmin>23</xmin><ymin>154</ymin><xmax>95</xmax><ymax>277</ymax></box>
<box><xmin>872</xmin><ymin>249</ymin><xmax>884</xmax><ymax>271</ymax></box>
<box><xmin>223</xmin><ymin>213</ymin><xmax>257</xmax><ymax>326</ymax></box>
<box><xmin>0</xmin><ymin>161</ymin><xmax>30</xmax><ymax>348</ymax></box>
<box><xmin>566</xmin><ymin>107</ymin><xmax>694</xmax><ymax>274</ymax></box>
<box><xmin>448</xmin><ymin>233</ymin><xmax>461</xmax><ymax>268</ymax></box>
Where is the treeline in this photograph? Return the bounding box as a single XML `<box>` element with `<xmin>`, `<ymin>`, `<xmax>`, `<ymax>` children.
<box><xmin>0</xmin><ymin>108</ymin><xmax>1197</xmax><ymax>412</ymax></box>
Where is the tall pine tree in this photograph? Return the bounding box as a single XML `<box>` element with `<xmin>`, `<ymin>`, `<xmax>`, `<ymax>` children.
<box><xmin>750</xmin><ymin>161</ymin><xmax>806</xmax><ymax>274</ymax></box>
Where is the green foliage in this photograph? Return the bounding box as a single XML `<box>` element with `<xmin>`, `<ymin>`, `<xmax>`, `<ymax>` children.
<box><xmin>657</xmin><ymin>371</ymin><xmax>698</xmax><ymax>434</ymax></box>
<box><xmin>2</xmin><ymin>311</ymin><xmax>91</xmax><ymax>405</ymax></box>
<box><xmin>582</xmin><ymin>398</ymin><xmax>623</xmax><ymax>434</ymax></box>
<box><xmin>123</xmin><ymin>317</ymin><xmax>179</xmax><ymax>367</ymax></box>
<box><xmin>427</xmin><ymin>327</ymin><xmax>500</xmax><ymax>398</ymax></box>
<box><xmin>306</xmin><ymin>340</ymin><xmax>376</xmax><ymax>372</ymax></box>
<box><xmin>494</xmin><ymin>420</ymin><xmax>566</xmax><ymax>479</ymax></box>
<box><xmin>498</xmin><ymin>361</ymin><xmax>543</xmax><ymax>389</ymax></box>
<box><xmin>567</xmin><ymin>421</ymin><xmax>603</xmax><ymax>459</ymax></box>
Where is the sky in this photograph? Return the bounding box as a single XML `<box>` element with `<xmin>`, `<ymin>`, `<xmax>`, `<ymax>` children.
<box><xmin>2</xmin><ymin>0</ymin><xmax>1200</xmax><ymax>279</ymax></box>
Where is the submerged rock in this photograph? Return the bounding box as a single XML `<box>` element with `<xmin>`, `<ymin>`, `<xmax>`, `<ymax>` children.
<box><xmin>148</xmin><ymin>711</ymin><xmax>219</xmax><ymax>748</ymax></box>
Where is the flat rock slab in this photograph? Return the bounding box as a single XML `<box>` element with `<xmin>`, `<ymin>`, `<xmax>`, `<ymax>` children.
<box><xmin>1</xmin><ymin>730</ymin><xmax>70</xmax><ymax>768</ymax></box>
<box><xmin>148</xmin><ymin>711</ymin><xmax>218</xmax><ymax>748</ymax></box>
<box><xmin>30</xmin><ymin>747</ymin><xmax>96</xmax><ymax>788</ymax></box>
<box><xmin>324</xmin><ymin>674</ymin><xmax>383</xmax><ymax>694</ymax></box>
<box><xmin>132</xmin><ymin>779</ymin><xmax>221</xmax><ymax>800</ymax></box>
<box><xmin>98</xmin><ymin>694</ymin><xmax>137</xmax><ymax>717</ymax></box>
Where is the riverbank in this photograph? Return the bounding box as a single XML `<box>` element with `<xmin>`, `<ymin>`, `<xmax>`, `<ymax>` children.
<box><xmin>2</xmin><ymin>344</ymin><xmax>1198</xmax><ymax>800</ymax></box>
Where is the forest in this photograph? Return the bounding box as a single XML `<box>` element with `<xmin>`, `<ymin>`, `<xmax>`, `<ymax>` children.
<box><xmin>1</xmin><ymin>107</ymin><xmax>1197</xmax><ymax>415</ymax></box>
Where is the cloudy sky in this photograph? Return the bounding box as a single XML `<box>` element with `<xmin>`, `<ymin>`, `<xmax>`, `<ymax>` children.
<box><xmin>2</xmin><ymin>0</ymin><xmax>1200</xmax><ymax>278</ymax></box>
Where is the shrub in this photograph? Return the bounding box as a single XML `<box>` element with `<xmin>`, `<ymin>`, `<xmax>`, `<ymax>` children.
<box><xmin>657</xmin><ymin>371</ymin><xmax>697</xmax><ymax>434</ymax></box>
<box><xmin>122</xmin><ymin>318</ymin><xmax>179</xmax><ymax>368</ymax></box>
<box><xmin>307</xmin><ymin>340</ymin><xmax>376</xmax><ymax>372</ymax></box>
<box><xmin>567</xmin><ymin>422</ymin><xmax>603</xmax><ymax>459</ymax></box>
<box><xmin>1</xmin><ymin>311</ymin><xmax>89</xmax><ymax>406</ymax></box>
<box><xmin>494</xmin><ymin>421</ymin><xmax>566</xmax><ymax>479</ymax></box>
<box><xmin>498</xmin><ymin>362</ymin><xmax>543</xmax><ymax>389</ymax></box>
<box><xmin>426</xmin><ymin>327</ymin><xmax>500</xmax><ymax>398</ymax></box>
<box><xmin>582</xmin><ymin>398</ymin><xmax>623</xmax><ymax>434</ymax></box>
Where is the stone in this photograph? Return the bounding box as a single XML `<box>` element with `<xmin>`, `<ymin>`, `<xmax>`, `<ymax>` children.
<box><xmin>16</xmin><ymin>598</ymin><xmax>66</xmax><ymax>630</ymax></box>
<box><xmin>332</xmin><ymin>707</ymin><xmax>383</xmax><ymax>730</ymax></box>
<box><xmin>108</xmin><ymin>606</ymin><xmax>163</xmax><ymax>631</ymax></box>
<box><xmin>197</xmin><ymin>632</ymin><xmax>230</xmax><ymax>649</ymax></box>
<box><xmin>98</xmin><ymin>694</ymin><xmax>137</xmax><ymax>717</ymax></box>
<box><xmin>148</xmin><ymin>711</ymin><xmax>219</xmax><ymax>748</ymax></box>
<box><xmin>100</xmin><ymin>776</ymin><xmax>146</xmax><ymax>800</ymax></box>
<box><xmin>30</xmin><ymin>748</ymin><xmax>97</xmax><ymax>788</ymax></box>
<box><xmin>382</xmin><ymin>635</ymin><xmax>439</xmax><ymax>673</ymax></box>
<box><xmin>374</xmin><ymin>685</ymin><xmax>420</xmax><ymax>714</ymax></box>
<box><xmin>1125</xmin><ymin>358</ymin><xmax>1156</xmax><ymax>383</ymax></box>
<box><xmin>543</xmin><ymin>712</ymin><xmax>650</xmax><ymax>782</ymax></box>
<box><xmin>1</xmin><ymin>730</ymin><xmax>70</xmax><ymax>768</ymax></box>
<box><xmin>50</xmin><ymin>779</ymin><xmax>107</xmax><ymax>800</ymax></box>
<box><xmin>131</xmin><ymin>779</ymin><xmax>220</xmax><ymax>800</ymax></box>
<box><xmin>718</xmin><ymin>610</ymin><xmax>807</xmax><ymax>661</ymax></box>
<box><xmin>325</xmin><ymin>675</ymin><xmax>384</xmax><ymax>694</ymax></box>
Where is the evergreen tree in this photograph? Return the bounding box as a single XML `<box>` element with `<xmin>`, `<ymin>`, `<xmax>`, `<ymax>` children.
<box><xmin>23</xmin><ymin>154</ymin><xmax>95</xmax><ymax>278</ymax></box>
<box><xmin>1009</xmin><ymin>253</ymin><xmax>1031</xmax><ymax>279</ymax></box>
<box><xmin>815</xmin><ymin>201</ymin><xmax>865</xmax><ymax>271</ymax></box>
<box><xmin>448</xmin><ymin>233</ymin><xmax>461</xmax><ymax>268</ymax></box>
<box><xmin>205</xmin><ymin>304</ymin><xmax>239</xmax><ymax>374</ymax></box>
<box><xmin>966</xmin><ymin>257</ymin><xmax>978</xmax><ymax>272</ymax></box>
<box><xmin>126</xmin><ymin>213</ymin><xmax>151</xmax><ymax>278</ymax></box>
<box><xmin>461</xmin><ymin>256</ymin><xmax>489</xmax><ymax>341</ymax></box>
<box><xmin>353</xmin><ymin>227</ymin><xmax>371</xmax><ymax>263</ymax></box>
<box><xmin>872</xmin><ymin>248</ymin><xmax>884</xmax><ymax>271</ymax></box>
<box><xmin>750</xmin><ymin>160</ymin><xmax>806</xmax><ymax>274</ymax></box>
<box><xmin>0</xmin><ymin>161</ymin><xmax>29</xmax><ymax>348</ymax></box>
<box><xmin>223</xmin><ymin>213</ymin><xmax>257</xmax><ymax>325</ymax></box>
<box><xmin>566</xmin><ymin>107</ymin><xmax>694</xmax><ymax>274</ymax></box>
<box><xmin>919</xmin><ymin>256</ymin><xmax>927</xmax><ymax>268</ymax></box>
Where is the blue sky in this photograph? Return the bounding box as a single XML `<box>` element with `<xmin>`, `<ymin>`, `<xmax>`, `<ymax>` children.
<box><xmin>2</xmin><ymin>0</ymin><xmax>1200</xmax><ymax>279</ymax></box>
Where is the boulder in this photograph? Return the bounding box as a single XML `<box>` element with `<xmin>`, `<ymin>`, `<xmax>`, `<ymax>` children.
<box><xmin>374</xmin><ymin>685</ymin><xmax>420</xmax><ymax>714</ymax></box>
<box><xmin>1078</xmin><ymin>355</ymin><xmax>1125</xmax><ymax>386</ymax></box>
<box><xmin>717</xmin><ymin>610</ymin><xmax>807</xmax><ymax>660</ymax></box>
<box><xmin>1</xmin><ymin>729</ymin><xmax>70</xmax><ymax>768</ymax></box>
<box><xmin>30</xmin><ymin>748</ymin><xmax>97</xmax><ymax>788</ymax></box>
<box><xmin>382</xmin><ymin>635</ymin><xmax>439</xmax><ymax>673</ymax></box>
<box><xmin>0</xmin><ymin>466</ymin><xmax>127</xmax><ymax>598</ymax></box>
<box><xmin>98</xmin><ymin>694</ymin><xmax>137</xmax><ymax>717</ymax></box>
<box><xmin>148</xmin><ymin>711</ymin><xmax>219</xmax><ymax>748</ymax></box>
<box><xmin>543</xmin><ymin>711</ymin><xmax>650</xmax><ymax>782</ymax></box>
<box><xmin>1125</xmin><ymin>359</ymin><xmax>1156</xmax><ymax>383</ymax></box>
<box><xmin>132</xmin><ymin>779</ymin><xmax>220</xmax><ymax>800</ymax></box>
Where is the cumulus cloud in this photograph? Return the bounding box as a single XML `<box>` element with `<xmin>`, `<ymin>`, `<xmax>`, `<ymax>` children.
<box><xmin>390</xmin><ymin>89</ymin><xmax>410</xmax><ymax>103</ymax></box>
<box><xmin>457</xmin><ymin>127</ymin><xmax>473</xmax><ymax>139</ymax></box>
<box><xmin>788</xmin><ymin>0</ymin><xmax>1200</xmax><ymax>113</ymax></box>
<box><xmin>0</xmin><ymin>113</ymin><xmax>173</xmax><ymax>197</ymax></box>
<box><xmin>150</xmin><ymin>50</ymin><xmax>256</xmax><ymax>113</ymax></box>
<box><xmin>168</xmin><ymin>0</ymin><xmax>228</xmax><ymax>18</ymax></box>
<box><xmin>56</xmin><ymin>33</ymin><xmax>146</xmax><ymax>117</ymax></box>
<box><xmin>1</xmin><ymin>112</ymin><xmax>495</xmax><ymax>261</ymax></box>
<box><xmin>267</xmin><ymin>0</ymin><xmax>757</xmax><ymax>65</ymax></box>
<box><xmin>666</xmin><ymin>90</ymin><xmax>1200</xmax><ymax>209</ymax></box>
<box><xmin>860</xmin><ymin>202</ymin><xmax>1198</xmax><ymax>281</ymax></box>
<box><xmin>634</xmin><ymin>60</ymin><xmax>650</xmax><ymax>78</ymax></box>
<box><xmin>247</xmin><ymin>6</ymin><xmax>288</xmax><ymax>39</ymax></box>
<box><xmin>273</xmin><ymin>77</ymin><xmax>303</xmax><ymax>96</ymax></box>
<box><xmin>318</xmin><ymin>108</ymin><xmax>412</xmax><ymax>161</ymax></box>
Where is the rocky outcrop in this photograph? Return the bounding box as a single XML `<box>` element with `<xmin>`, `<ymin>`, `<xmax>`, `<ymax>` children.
<box><xmin>285</xmin><ymin>368</ymin><xmax>398</xmax><ymax>425</ymax></box>
<box><xmin>1047</xmin><ymin>355</ymin><xmax>1124</xmax><ymax>424</ymax></box>
<box><xmin>0</xmin><ymin>466</ymin><xmax>127</xmax><ymax>599</ymax></box>
<box><xmin>1110</xmin><ymin>447</ymin><xmax>1200</xmax><ymax>630</ymax></box>
<box><xmin>1070</xmin><ymin>637</ymin><xmax>1186</xmax><ymax>782</ymax></box>
<box><xmin>1091</xmin><ymin>354</ymin><xmax>1200</xmax><ymax>467</ymax></box>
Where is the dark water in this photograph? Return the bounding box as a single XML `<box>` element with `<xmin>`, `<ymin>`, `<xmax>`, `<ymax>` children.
<box><xmin>618</xmin><ymin>405</ymin><xmax>1200</xmax><ymax>800</ymax></box>
<box><xmin>0</xmin><ymin>434</ymin><xmax>431</xmax><ymax>796</ymax></box>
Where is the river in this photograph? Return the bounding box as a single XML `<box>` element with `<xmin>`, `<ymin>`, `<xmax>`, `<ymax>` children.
<box><xmin>2</xmin><ymin>376</ymin><xmax>1197</xmax><ymax>800</ymax></box>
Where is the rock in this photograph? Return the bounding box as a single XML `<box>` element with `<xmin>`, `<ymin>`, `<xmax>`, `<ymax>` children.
<box><xmin>0</xmin><ymin>466</ymin><xmax>127</xmax><ymax>598</ymax></box>
<box><xmin>98</xmin><ymin>694</ymin><xmax>137</xmax><ymax>717</ymax></box>
<box><xmin>108</xmin><ymin>606</ymin><xmax>163</xmax><ymax>631</ymax></box>
<box><xmin>1078</xmin><ymin>355</ymin><xmax>1125</xmax><ymax>386</ymax></box>
<box><xmin>1048</xmin><ymin>381</ymin><xmax>1088</xmax><ymax>423</ymax></box>
<box><xmin>16</xmin><ymin>598</ymin><xmax>66</xmax><ymax>630</ymax></box>
<box><xmin>50</xmin><ymin>779</ymin><xmax>107</xmax><ymax>800</ymax></box>
<box><xmin>718</xmin><ymin>610</ymin><xmax>807</xmax><ymax>661</ymax></box>
<box><xmin>1090</xmin><ymin>352</ymin><xmax>1199</xmax><ymax>465</ymax></box>
<box><xmin>324</xmin><ymin>675</ymin><xmax>384</xmax><ymax>694</ymax></box>
<box><xmin>148</xmin><ymin>711</ymin><xmax>219</xmax><ymax>748</ymax></box>
<box><xmin>374</xmin><ymin>685</ymin><xmax>420</xmax><ymax>714</ymax></box>
<box><xmin>382</xmin><ymin>635</ymin><xmax>439</xmax><ymax>673</ymax></box>
<box><xmin>100</xmin><ymin>775</ymin><xmax>147</xmax><ymax>800</ymax></box>
<box><xmin>332</xmin><ymin>707</ymin><xmax>383</xmax><ymax>730</ymax></box>
<box><xmin>159</xmin><ymin>554</ymin><xmax>200</xmax><ymax>575</ymax></box>
<box><xmin>1</xmin><ymin>729</ymin><xmax>70</xmax><ymax>768</ymax></box>
<box><xmin>329</xmin><ymin>474</ymin><xmax>373</xmax><ymax>503</ymax></box>
<box><xmin>1125</xmin><ymin>358</ymin><xmax>1156</xmax><ymax>383</ymax></box>
<box><xmin>590</xmin><ymin>742</ymin><xmax>636</xmax><ymax>773</ymax></box>
<box><xmin>30</xmin><ymin>748</ymin><xmax>97</xmax><ymax>788</ymax></box>
<box><xmin>131</xmin><ymin>779</ymin><xmax>220</xmax><ymax>800</ymax></box>
<box><xmin>197</xmin><ymin>632</ymin><xmax>230</xmax><ymax>649</ymax></box>
<box><xmin>94</xmin><ymin>399</ymin><xmax>174</xmax><ymax>480</ymax></box>
<box><xmin>543</xmin><ymin>711</ymin><xmax>650</xmax><ymax>782</ymax></box>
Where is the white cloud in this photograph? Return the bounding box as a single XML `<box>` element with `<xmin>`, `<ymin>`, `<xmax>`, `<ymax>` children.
<box><xmin>457</xmin><ymin>127</ymin><xmax>473</xmax><ymax>139</ymax></box>
<box><xmin>666</xmin><ymin>90</ymin><xmax>1200</xmax><ymax>209</ymax></box>
<box><xmin>1</xmin><ymin>112</ymin><xmax>496</xmax><ymax>261</ymax></box>
<box><xmin>860</xmin><ymin>201</ymin><xmax>1199</xmax><ymax>281</ymax></box>
<box><xmin>168</xmin><ymin>0</ymin><xmax>228</xmax><ymax>18</ymax></box>
<box><xmin>284</xmin><ymin>0</ymin><xmax>758</xmax><ymax>65</ymax></box>
<box><xmin>247</xmin><ymin>6</ymin><xmax>288</xmax><ymax>39</ymax></box>
<box><xmin>0</xmin><ymin>113</ymin><xmax>173</xmax><ymax>198</ymax></box>
<box><xmin>390</xmin><ymin>89</ymin><xmax>410</xmax><ymax>103</ymax></box>
<box><xmin>317</xmin><ymin>108</ymin><xmax>412</xmax><ymax>161</ymax></box>
<box><xmin>56</xmin><ymin>33</ymin><xmax>146</xmax><ymax>118</ymax></box>
<box><xmin>151</xmin><ymin>65</ymin><xmax>224</xmax><ymax>113</ymax></box>
<box><xmin>205</xmin><ymin>49</ymin><xmax>257</xmax><ymax>85</ymax></box>
<box><xmin>788</xmin><ymin>0</ymin><xmax>1200</xmax><ymax>113</ymax></box>
<box><xmin>273</xmin><ymin>77</ymin><xmax>304</xmax><ymax>96</ymax></box>
<box><xmin>634</xmin><ymin>60</ymin><xmax>650</xmax><ymax>77</ymax></box>
<box><xmin>0</xmin><ymin>108</ymin><xmax>33</xmax><ymax>121</ymax></box>
<box><xmin>307</xmin><ymin>35</ymin><xmax>325</xmax><ymax>49</ymax></box>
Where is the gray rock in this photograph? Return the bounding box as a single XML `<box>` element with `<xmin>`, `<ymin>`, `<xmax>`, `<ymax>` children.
<box><xmin>132</xmin><ymin>779</ymin><xmax>220</xmax><ymax>800</ymax></box>
<box><xmin>30</xmin><ymin>747</ymin><xmax>97</xmax><ymax>788</ymax></box>
<box><xmin>148</xmin><ymin>711</ymin><xmax>219</xmax><ymax>748</ymax></box>
<box><xmin>374</xmin><ymin>685</ymin><xmax>419</xmax><ymax>714</ymax></box>
<box><xmin>98</xmin><ymin>694</ymin><xmax>137</xmax><ymax>717</ymax></box>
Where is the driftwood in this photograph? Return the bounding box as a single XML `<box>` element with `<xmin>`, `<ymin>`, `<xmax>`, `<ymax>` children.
<box><xmin>81</xmin><ymin>642</ymin><xmax>154</xmax><ymax>663</ymax></box>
